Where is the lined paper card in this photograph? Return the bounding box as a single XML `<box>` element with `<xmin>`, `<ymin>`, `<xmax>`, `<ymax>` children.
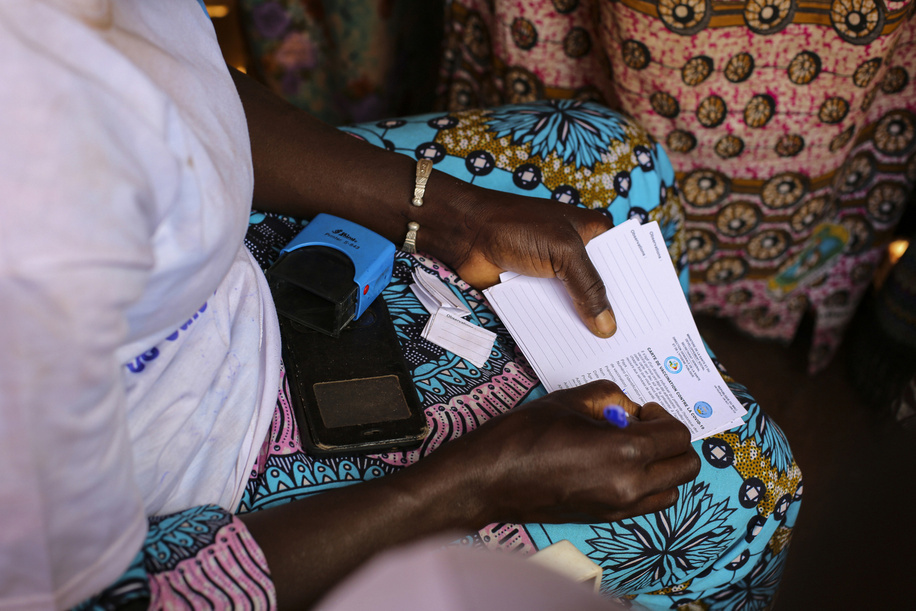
<box><xmin>411</xmin><ymin>268</ymin><xmax>496</xmax><ymax>368</ymax></box>
<box><xmin>421</xmin><ymin>309</ymin><xmax>495</xmax><ymax>368</ymax></box>
<box><xmin>484</xmin><ymin>221</ymin><xmax>745</xmax><ymax>441</ymax></box>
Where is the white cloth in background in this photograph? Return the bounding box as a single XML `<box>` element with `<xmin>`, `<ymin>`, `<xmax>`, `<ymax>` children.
<box><xmin>0</xmin><ymin>0</ymin><xmax>279</xmax><ymax>607</ymax></box>
<box><xmin>315</xmin><ymin>538</ymin><xmax>624</xmax><ymax>611</ymax></box>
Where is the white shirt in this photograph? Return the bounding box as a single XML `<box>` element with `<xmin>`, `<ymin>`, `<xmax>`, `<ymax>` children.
<box><xmin>0</xmin><ymin>1</ymin><xmax>280</xmax><ymax>607</ymax></box>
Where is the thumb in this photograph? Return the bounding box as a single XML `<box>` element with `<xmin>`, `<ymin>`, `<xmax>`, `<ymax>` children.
<box><xmin>552</xmin><ymin>236</ymin><xmax>617</xmax><ymax>338</ymax></box>
<box><xmin>558</xmin><ymin>380</ymin><xmax>640</xmax><ymax>420</ymax></box>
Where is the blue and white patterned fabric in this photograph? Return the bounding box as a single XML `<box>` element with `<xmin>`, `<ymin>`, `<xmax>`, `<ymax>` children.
<box><xmin>84</xmin><ymin>102</ymin><xmax>801</xmax><ymax>610</ymax></box>
<box><xmin>239</xmin><ymin>102</ymin><xmax>802</xmax><ymax>609</ymax></box>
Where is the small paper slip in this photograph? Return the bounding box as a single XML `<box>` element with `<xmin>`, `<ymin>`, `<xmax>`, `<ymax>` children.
<box><xmin>421</xmin><ymin>309</ymin><xmax>496</xmax><ymax>368</ymax></box>
<box><xmin>484</xmin><ymin>220</ymin><xmax>746</xmax><ymax>442</ymax></box>
<box><xmin>411</xmin><ymin>268</ymin><xmax>496</xmax><ymax>367</ymax></box>
<box><xmin>411</xmin><ymin>269</ymin><xmax>469</xmax><ymax>318</ymax></box>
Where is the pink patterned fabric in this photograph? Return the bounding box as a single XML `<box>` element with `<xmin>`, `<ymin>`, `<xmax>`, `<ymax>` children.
<box><xmin>251</xmin><ymin>364</ymin><xmax>303</xmax><ymax>479</ymax></box>
<box><xmin>149</xmin><ymin>520</ymin><xmax>275</xmax><ymax>610</ymax></box>
<box><xmin>438</xmin><ymin>0</ymin><xmax>916</xmax><ymax>372</ymax></box>
<box><xmin>253</xmin><ymin>354</ymin><xmax>542</xmax><ymax>553</ymax></box>
<box><xmin>375</xmin><ymin>360</ymin><xmax>540</xmax><ymax>468</ymax></box>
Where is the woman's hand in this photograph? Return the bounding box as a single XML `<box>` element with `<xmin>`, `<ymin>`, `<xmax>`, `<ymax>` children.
<box><xmin>231</xmin><ymin>69</ymin><xmax>619</xmax><ymax>339</ymax></box>
<box><xmin>426</xmin><ymin>379</ymin><xmax>701</xmax><ymax>526</ymax></box>
<box><xmin>242</xmin><ymin>379</ymin><xmax>699</xmax><ymax>607</ymax></box>
<box><xmin>447</xmin><ymin>192</ymin><xmax>617</xmax><ymax>338</ymax></box>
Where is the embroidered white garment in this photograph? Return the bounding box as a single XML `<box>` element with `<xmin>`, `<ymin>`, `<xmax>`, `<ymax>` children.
<box><xmin>0</xmin><ymin>0</ymin><xmax>280</xmax><ymax>607</ymax></box>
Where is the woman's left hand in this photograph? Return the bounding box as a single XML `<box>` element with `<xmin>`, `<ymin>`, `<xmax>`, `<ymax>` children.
<box><xmin>446</xmin><ymin>191</ymin><xmax>617</xmax><ymax>338</ymax></box>
<box><xmin>231</xmin><ymin>70</ymin><xmax>617</xmax><ymax>337</ymax></box>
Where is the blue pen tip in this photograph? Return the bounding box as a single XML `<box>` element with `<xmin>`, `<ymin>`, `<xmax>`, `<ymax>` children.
<box><xmin>603</xmin><ymin>404</ymin><xmax>629</xmax><ymax>428</ymax></box>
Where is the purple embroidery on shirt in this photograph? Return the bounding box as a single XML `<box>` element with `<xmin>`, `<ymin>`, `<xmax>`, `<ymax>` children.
<box><xmin>126</xmin><ymin>348</ymin><xmax>160</xmax><ymax>373</ymax></box>
<box><xmin>126</xmin><ymin>302</ymin><xmax>208</xmax><ymax>373</ymax></box>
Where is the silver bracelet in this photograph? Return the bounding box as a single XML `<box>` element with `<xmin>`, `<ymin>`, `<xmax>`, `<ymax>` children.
<box><xmin>402</xmin><ymin>221</ymin><xmax>420</xmax><ymax>254</ymax></box>
<box><xmin>411</xmin><ymin>159</ymin><xmax>433</xmax><ymax>207</ymax></box>
<box><xmin>403</xmin><ymin>159</ymin><xmax>432</xmax><ymax>253</ymax></box>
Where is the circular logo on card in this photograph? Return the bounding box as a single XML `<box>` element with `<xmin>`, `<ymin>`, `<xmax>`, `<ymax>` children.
<box><xmin>694</xmin><ymin>401</ymin><xmax>713</xmax><ymax>418</ymax></box>
<box><xmin>665</xmin><ymin>356</ymin><xmax>683</xmax><ymax>374</ymax></box>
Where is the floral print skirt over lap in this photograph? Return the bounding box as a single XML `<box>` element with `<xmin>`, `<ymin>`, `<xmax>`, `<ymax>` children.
<box><xmin>238</xmin><ymin>104</ymin><xmax>801</xmax><ymax>610</ymax></box>
<box><xmin>437</xmin><ymin>0</ymin><xmax>916</xmax><ymax>373</ymax></box>
<box><xmin>78</xmin><ymin>103</ymin><xmax>801</xmax><ymax>610</ymax></box>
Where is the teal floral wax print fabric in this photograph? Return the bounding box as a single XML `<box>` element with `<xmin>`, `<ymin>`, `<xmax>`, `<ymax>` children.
<box><xmin>241</xmin><ymin>103</ymin><xmax>802</xmax><ymax>610</ymax></box>
<box><xmin>79</xmin><ymin>102</ymin><xmax>801</xmax><ymax>610</ymax></box>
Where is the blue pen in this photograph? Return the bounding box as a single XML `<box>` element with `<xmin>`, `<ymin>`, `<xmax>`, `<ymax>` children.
<box><xmin>603</xmin><ymin>404</ymin><xmax>630</xmax><ymax>428</ymax></box>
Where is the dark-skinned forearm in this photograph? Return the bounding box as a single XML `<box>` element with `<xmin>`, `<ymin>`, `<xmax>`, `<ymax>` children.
<box><xmin>231</xmin><ymin>69</ymin><xmax>618</xmax><ymax>333</ymax></box>
<box><xmin>231</xmin><ymin>69</ymin><xmax>480</xmax><ymax>268</ymax></box>
<box><xmin>237</xmin><ymin>442</ymin><xmax>487</xmax><ymax>609</ymax></box>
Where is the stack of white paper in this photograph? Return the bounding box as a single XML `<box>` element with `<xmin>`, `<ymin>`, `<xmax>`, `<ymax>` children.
<box><xmin>483</xmin><ymin>220</ymin><xmax>745</xmax><ymax>442</ymax></box>
<box><xmin>411</xmin><ymin>269</ymin><xmax>496</xmax><ymax>368</ymax></box>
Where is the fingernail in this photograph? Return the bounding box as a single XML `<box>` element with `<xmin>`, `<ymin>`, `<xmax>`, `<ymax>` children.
<box><xmin>595</xmin><ymin>309</ymin><xmax>616</xmax><ymax>337</ymax></box>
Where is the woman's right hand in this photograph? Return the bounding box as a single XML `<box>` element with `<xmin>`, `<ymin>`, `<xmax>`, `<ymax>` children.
<box><xmin>241</xmin><ymin>378</ymin><xmax>699</xmax><ymax>608</ymax></box>
<box><xmin>428</xmin><ymin>379</ymin><xmax>701</xmax><ymax>527</ymax></box>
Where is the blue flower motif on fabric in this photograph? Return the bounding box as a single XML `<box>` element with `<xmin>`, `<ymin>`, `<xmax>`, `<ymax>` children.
<box><xmin>144</xmin><ymin>505</ymin><xmax>233</xmax><ymax>572</ymax></box>
<box><xmin>240</xmin><ymin>454</ymin><xmax>396</xmax><ymax>512</ymax></box>
<box><xmin>484</xmin><ymin>101</ymin><xmax>626</xmax><ymax>169</ymax></box>
<box><xmin>586</xmin><ymin>482</ymin><xmax>736</xmax><ymax>592</ymax></box>
<box><xmin>730</xmin><ymin>383</ymin><xmax>794</xmax><ymax>474</ymax></box>
<box><xmin>412</xmin><ymin>353</ymin><xmax>489</xmax><ymax>401</ymax></box>
<box><xmin>706</xmin><ymin>545</ymin><xmax>788</xmax><ymax>610</ymax></box>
